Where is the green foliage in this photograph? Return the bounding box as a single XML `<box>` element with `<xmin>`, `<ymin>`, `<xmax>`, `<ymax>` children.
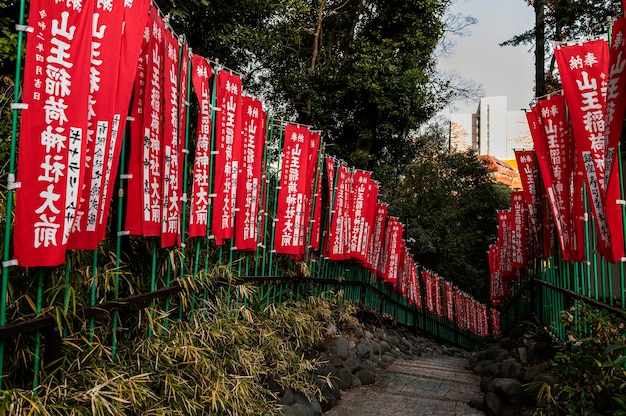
<box><xmin>0</xmin><ymin>288</ymin><xmax>357</xmax><ymax>415</ymax></box>
<box><xmin>540</xmin><ymin>304</ymin><xmax>626</xmax><ymax>415</ymax></box>
<box><xmin>381</xmin><ymin>123</ymin><xmax>510</xmax><ymax>300</ymax></box>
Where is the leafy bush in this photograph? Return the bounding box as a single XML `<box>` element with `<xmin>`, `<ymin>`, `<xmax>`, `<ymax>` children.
<box><xmin>0</xmin><ymin>288</ymin><xmax>358</xmax><ymax>415</ymax></box>
<box><xmin>538</xmin><ymin>304</ymin><xmax>626</xmax><ymax>415</ymax></box>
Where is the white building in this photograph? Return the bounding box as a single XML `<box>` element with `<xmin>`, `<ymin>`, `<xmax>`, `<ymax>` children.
<box><xmin>449</xmin><ymin>96</ymin><xmax>532</xmax><ymax>162</ymax></box>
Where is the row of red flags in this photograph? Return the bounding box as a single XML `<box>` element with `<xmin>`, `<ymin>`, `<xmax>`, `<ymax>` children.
<box><xmin>12</xmin><ymin>1</ymin><xmax>499</xmax><ymax>338</ymax></box>
<box><xmin>490</xmin><ymin>15</ymin><xmax>626</xmax><ymax>306</ymax></box>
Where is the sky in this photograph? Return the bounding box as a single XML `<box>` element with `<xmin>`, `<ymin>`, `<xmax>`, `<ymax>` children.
<box><xmin>438</xmin><ymin>0</ymin><xmax>537</xmax><ymax>114</ymax></box>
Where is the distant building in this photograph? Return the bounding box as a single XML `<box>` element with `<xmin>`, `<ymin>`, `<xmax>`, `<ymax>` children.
<box><xmin>449</xmin><ymin>96</ymin><xmax>532</xmax><ymax>163</ymax></box>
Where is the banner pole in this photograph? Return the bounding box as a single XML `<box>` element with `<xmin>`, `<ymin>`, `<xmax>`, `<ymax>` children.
<box><xmin>618</xmin><ymin>143</ymin><xmax>626</xmax><ymax>309</ymax></box>
<box><xmin>205</xmin><ymin>65</ymin><xmax>219</xmax><ymax>275</ymax></box>
<box><xmin>256</xmin><ymin>112</ymin><xmax>272</xmax><ymax>277</ymax></box>
<box><xmin>0</xmin><ymin>0</ymin><xmax>27</xmax><ymax>390</ymax></box>
<box><xmin>268</xmin><ymin>123</ymin><xmax>285</xmax><ymax>277</ymax></box>
<box><xmin>179</xmin><ymin>45</ymin><xmax>193</xmax><ymax>321</ymax></box>
<box><xmin>88</xmin><ymin>252</ymin><xmax>98</xmax><ymax>343</ymax></box>
<box><xmin>32</xmin><ymin>268</ymin><xmax>44</xmax><ymax>392</ymax></box>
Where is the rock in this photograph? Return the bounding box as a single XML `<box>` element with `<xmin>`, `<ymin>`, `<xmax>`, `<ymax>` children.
<box><xmin>355</xmin><ymin>369</ymin><xmax>376</xmax><ymax>385</ymax></box>
<box><xmin>532</xmin><ymin>373</ymin><xmax>558</xmax><ymax>387</ymax></box>
<box><xmin>494</xmin><ymin>350</ymin><xmax>509</xmax><ymax>363</ymax></box>
<box><xmin>293</xmin><ymin>392</ymin><xmax>322</xmax><ymax>416</ymax></box>
<box><xmin>494</xmin><ymin>378</ymin><xmax>523</xmax><ymax>404</ymax></box>
<box><xmin>364</xmin><ymin>330</ymin><xmax>374</xmax><ymax>340</ymax></box>
<box><xmin>485</xmin><ymin>347</ymin><xmax>509</xmax><ymax>360</ymax></box>
<box><xmin>282</xmin><ymin>387</ymin><xmax>295</xmax><ymax>405</ymax></box>
<box><xmin>485</xmin><ymin>392</ymin><xmax>504</xmax><ymax>416</ymax></box>
<box><xmin>469</xmin><ymin>396</ymin><xmax>486</xmax><ymax>410</ymax></box>
<box><xmin>344</xmin><ymin>358</ymin><xmax>360</xmax><ymax>373</ymax></box>
<box><xmin>499</xmin><ymin>358</ymin><xmax>522</xmax><ymax>378</ymax></box>
<box><xmin>356</xmin><ymin>339</ymin><xmax>372</xmax><ymax>359</ymax></box>
<box><xmin>333</xmin><ymin>336</ymin><xmax>349</xmax><ymax>360</ymax></box>
<box><xmin>314</xmin><ymin>365</ymin><xmax>335</xmax><ymax>377</ymax></box>
<box><xmin>328</xmin><ymin>356</ymin><xmax>344</xmax><ymax>368</ymax></box>
<box><xmin>359</xmin><ymin>359</ymin><xmax>376</xmax><ymax>371</ymax></box>
<box><xmin>528</xmin><ymin>341</ymin><xmax>555</xmax><ymax>362</ymax></box>
<box><xmin>335</xmin><ymin>367</ymin><xmax>353</xmax><ymax>390</ymax></box>
<box><xmin>350</xmin><ymin>375</ymin><xmax>362</xmax><ymax>388</ymax></box>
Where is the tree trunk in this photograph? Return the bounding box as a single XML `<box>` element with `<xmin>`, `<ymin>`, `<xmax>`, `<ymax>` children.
<box><xmin>534</xmin><ymin>0</ymin><xmax>546</xmax><ymax>98</ymax></box>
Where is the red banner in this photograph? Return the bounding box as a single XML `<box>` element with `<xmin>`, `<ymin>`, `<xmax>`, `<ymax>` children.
<box><xmin>443</xmin><ymin>280</ymin><xmax>453</xmax><ymax>321</ymax></box>
<box><xmin>526</xmin><ymin>108</ymin><xmax>566</xmax><ymax>257</ymax></box>
<box><xmin>327</xmin><ymin>164</ymin><xmax>351</xmax><ymax>260</ymax></box>
<box><xmin>554</xmin><ymin>39</ymin><xmax>612</xmax><ymax>258</ymax></box>
<box><xmin>212</xmin><ymin>70</ymin><xmax>243</xmax><ymax>245</ymax></box>
<box><xmin>510</xmin><ymin>191</ymin><xmax>526</xmax><ymax>268</ymax></box>
<box><xmin>274</xmin><ymin>124</ymin><xmax>311</xmax><ymax>255</ymax></box>
<box><xmin>301</xmin><ymin>132</ymin><xmax>321</xmax><ymax>254</ymax></box>
<box><xmin>14</xmin><ymin>1</ymin><xmax>94</xmax><ymax>266</ymax></box>
<box><xmin>537</xmin><ymin>95</ymin><xmax>575</xmax><ymax>258</ymax></box>
<box><xmin>126</xmin><ymin>7</ymin><xmax>166</xmax><ymax>237</ymax></box>
<box><xmin>497</xmin><ymin>210</ymin><xmax>512</xmax><ymax>277</ymax></box>
<box><xmin>368</xmin><ymin>203</ymin><xmax>387</xmax><ymax>272</ymax></box>
<box><xmin>310</xmin><ymin>157</ymin><xmax>323</xmax><ymax>251</ymax></box>
<box><xmin>97</xmin><ymin>0</ymin><xmax>151</xmax><ymax>243</ymax></box>
<box><xmin>489</xmin><ymin>244</ymin><xmax>503</xmax><ymax>307</ymax></box>
<box><xmin>423</xmin><ymin>271</ymin><xmax>434</xmax><ymax>313</ymax></box>
<box><xmin>515</xmin><ymin>150</ymin><xmax>539</xmax><ymax>245</ymax></box>
<box><xmin>382</xmin><ymin>218</ymin><xmax>403</xmax><ymax>284</ymax></box>
<box><xmin>434</xmin><ymin>274</ymin><xmax>442</xmax><ymax>317</ymax></box>
<box><xmin>349</xmin><ymin>171</ymin><xmax>377</xmax><ymax>263</ymax></box>
<box><xmin>605</xmin><ymin>17</ymin><xmax>626</xmax><ymax>262</ymax></box>
<box><xmin>235</xmin><ymin>96</ymin><xmax>266</xmax><ymax>251</ymax></box>
<box><xmin>189</xmin><ymin>54</ymin><xmax>213</xmax><ymax>237</ymax></box>
<box><xmin>160</xmin><ymin>27</ymin><xmax>182</xmax><ymax>248</ymax></box>
<box><xmin>66</xmin><ymin>1</ymin><xmax>124</xmax><ymax>250</ymax></box>
<box><xmin>124</xmin><ymin>9</ymin><xmax>151</xmax><ymax>236</ymax></box>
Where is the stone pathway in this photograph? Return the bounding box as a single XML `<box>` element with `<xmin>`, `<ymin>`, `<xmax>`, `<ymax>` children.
<box><xmin>325</xmin><ymin>355</ymin><xmax>484</xmax><ymax>416</ymax></box>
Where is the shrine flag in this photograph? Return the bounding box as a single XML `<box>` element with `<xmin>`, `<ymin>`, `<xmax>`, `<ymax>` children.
<box><xmin>235</xmin><ymin>96</ymin><xmax>266</xmax><ymax>251</ymax></box>
<box><xmin>274</xmin><ymin>124</ymin><xmax>311</xmax><ymax>254</ymax></box>
<box><xmin>188</xmin><ymin>54</ymin><xmax>213</xmax><ymax>237</ymax></box>
<box><xmin>14</xmin><ymin>0</ymin><xmax>94</xmax><ymax>266</ymax></box>
<box><xmin>554</xmin><ymin>39</ymin><xmax>612</xmax><ymax>258</ymax></box>
<box><xmin>212</xmin><ymin>69</ymin><xmax>243</xmax><ymax>245</ymax></box>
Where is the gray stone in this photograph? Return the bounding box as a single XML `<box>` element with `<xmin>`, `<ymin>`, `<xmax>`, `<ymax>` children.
<box><xmin>532</xmin><ymin>373</ymin><xmax>558</xmax><ymax>387</ymax></box>
<box><xmin>386</xmin><ymin>335</ymin><xmax>400</xmax><ymax>347</ymax></box>
<box><xmin>333</xmin><ymin>336</ymin><xmax>349</xmax><ymax>360</ymax></box>
<box><xmin>469</xmin><ymin>396</ymin><xmax>486</xmax><ymax>410</ymax></box>
<box><xmin>350</xmin><ymin>375</ymin><xmax>362</xmax><ymax>388</ymax></box>
<box><xmin>499</xmin><ymin>358</ymin><xmax>521</xmax><ymax>378</ymax></box>
<box><xmin>328</xmin><ymin>356</ymin><xmax>344</xmax><ymax>368</ymax></box>
<box><xmin>364</xmin><ymin>330</ymin><xmax>374</xmax><ymax>340</ymax></box>
<box><xmin>485</xmin><ymin>347</ymin><xmax>509</xmax><ymax>360</ymax></box>
<box><xmin>344</xmin><ymin>357</ymin><xmax>360</xmax><ymax>373</ymax></box>
<box><xmin>282</xmin><ymin>387</ymin><xmax>295</xmax><ymax>405</ymax></box>
<box><xmin>359</xmin><ymin>359</ymin><xmax>376</xmax><ymax>371</ymax></box>
<box><xmin>314</xmin><ymin>365</ymin><xmax>335</xmax><ymax>377</ymax></box>
<box><xmin>494</xmin><ymin>378</ymin><xmax>523</xmax><ymax>404</ymax></box>
<box><xmin>356</xmin><ymin>339</ymin><xmax>372</xmax><ymax>359</ymax></box>
<box><xmin>335</xmin><ymin>367</ymin><xmax>353</xmax><ymax>390</ymax></box>
<box><xmin>494</xmin><ymin>351</ymin><xmax>509</xmax><ymax>363</ymax></box>
<box><xmin>355</xmin><ymin>369</ymin><xmax>376</xmax><ymax>385</ymax></box>
<box><xmin>485</xmin><ymin>392</ymin><xmax>504</xmax><ymax>416</ymax></box>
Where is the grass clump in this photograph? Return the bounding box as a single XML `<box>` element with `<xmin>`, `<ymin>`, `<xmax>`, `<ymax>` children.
<box><xmin>0</xmin><ymin>287</ymin><xmax>357</xmax><ymax>415</ymax></box>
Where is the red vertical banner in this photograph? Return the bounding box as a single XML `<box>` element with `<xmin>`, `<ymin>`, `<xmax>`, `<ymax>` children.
<box><xmin>434</xmin><ymin>274</ymin><xmax>442</xmax><ymax>317</ymax></box>
<box><xmin>189</xmin><ymin>55</ymin><xmax>213</xmax><ymax>237</ymax></box>
<box><xmin>328</xmin><ymin>165</ymin><xmax>350</xmax><ymax>260</ymax></box>
<box><xmin>491</xmin><ymin>309</ymin><xmax>501</xmax><ymax>338</ymax></box>
<box><xmin>382</xmin><ymin>218</ymin><xmax>403</xmax><ymax>284</ymax></box>
<box><xmin>322</xmin><ymin>156</ymin><xmax>336</xmax><ymax>257</ymax></box>
<box><xmin>235</xmin><ymin>96</ymin><xmax>266</xmax><ymax>251</ymax></box>
<box><xmin>367</xmin><ymin>203</ymin><xmax>387</xmax><ymax>272</ymax></box>
<box><xmin>605</xmin><ymin>16</ymin><xmax>626</xmax><ymax>262</ymax></box>
<box><xmin>124</xmin><ymin>10</ymin><xmax>151</xmax><ymax>236</ymax></box>
<box><xmin>131</xmin><ymin>7</ymin><xmax>166</xmax><ymax>237</ymax></box>
<box><xmin>97</xmin><ymin>0</ymin><xmax>151</xmax><ymax>243</ymax></box>
<box><xmin>515</xmin><ymin>150</ymin><xmax>539</xmax><ymax>245</ymax></box>
<box><xmin>67</xmin><ymin>0</ymin><xmax>125</xmax><ymax>250</ymax></box>
<box><xmin>14</xmin><ymin>1</ymin><xmax>94</xmax><ymax>266</ymax></box>
<box><xmin>497</xmin><ymin>210</ymin><xmax>512</xmax><ymax>277</ymax></box>
<box><xmin>536</xmin><ymin>95</ymin><xmax>575</xmax><ymax>258</ymax></box>
<box><xmin>423</xmin><ymin>271</ymin><xmax>434</xmax><ymax>313</ymax></box>
<box><xmin>411</xmin><ymin>262</ymin><xmax>422</xmax><ymax>309</ymax></box>
<box><xmin>526</xmin><ymin>108</ymin><xmax>562</xmax><ymax>256</ymax></box>
<box><xmin>349</xmin><ymin>170</ymin><xmax>372</xmax><ymax>262</ymax></box>
<box><xmin>489</xmin><ymin>243</ymin><xmax>504</xmax><ymax>307</ymax></box>
<box><xmin>274</xmin><ymin>124</ymin><xmax>311</xmax><ymax>255</ymax></box>
<box><xmin>310</xmin><ymin>160</ymin><xmax>323</xmax><ymax>251</ymax></box>
<box><xmin>443</xmin><ymin>280</ymin><xmax>454</xmax><ymax>321</ymax></box>
<box><xmin>160</xmin><ymin>27</ymin><xmax>181</xmax><ymax>248</ymax></box>
<box><xmin>212</xmin><ymin>70</ymin><xmax>243</xmax><ymax>245</ymax></box>
<box><xmin>510</xmin><ymin>192</ymin><xmax>526</xmax><ymax>268</ymax></box>
<box><xmin>554</xmin><ymin>39</ymin><xmax>612</xmax><ymax>258</ymax></box>
<box><xmin>302</xmin><ymin>131</ymin><xmax>321</xmax><ymax>254</ymax></box>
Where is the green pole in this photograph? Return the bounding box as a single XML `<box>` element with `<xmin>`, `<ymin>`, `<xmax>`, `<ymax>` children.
<box><xmin>32</xmin><ymin>268</ymin><xmax>44</xmax><ymax>392</ymax></box>
<box><xmin>255</xmin><ymin>112</ymin><xmax>272</xmax><ymax>276</ymax></box>
<box><xmin>204</xmin><ymin>63</ymin><xmax>219</xmax><ymax>276</ymax></box>
<box><xmin>179</xmin><ymin>43</ymin><xmax>193</xmax><ymax>321</ymax></box>
<box><xmin>0</xmin><ymin>0</ymin><xmax>27</xmax><ymax>390</ymax></box>
<box><xmin>148</xmin><ymin>239</ymin><xmax>157</xmax><ymax>337</ymax></box>
<box><xmin>89</xmin><ymin>252</ymin><xmax>98</xmax><ymax>343</ymax></box>
<box><xmin>268</xmin><ymin>122</ymin><xmax>285</xmax><ymax>277</ymax></box>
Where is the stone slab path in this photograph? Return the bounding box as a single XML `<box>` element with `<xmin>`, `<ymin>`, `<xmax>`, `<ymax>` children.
<box><xmin>325</xmin><ymin>355</ymin><xmax>484</xmax><ymax>416</ymax></box>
